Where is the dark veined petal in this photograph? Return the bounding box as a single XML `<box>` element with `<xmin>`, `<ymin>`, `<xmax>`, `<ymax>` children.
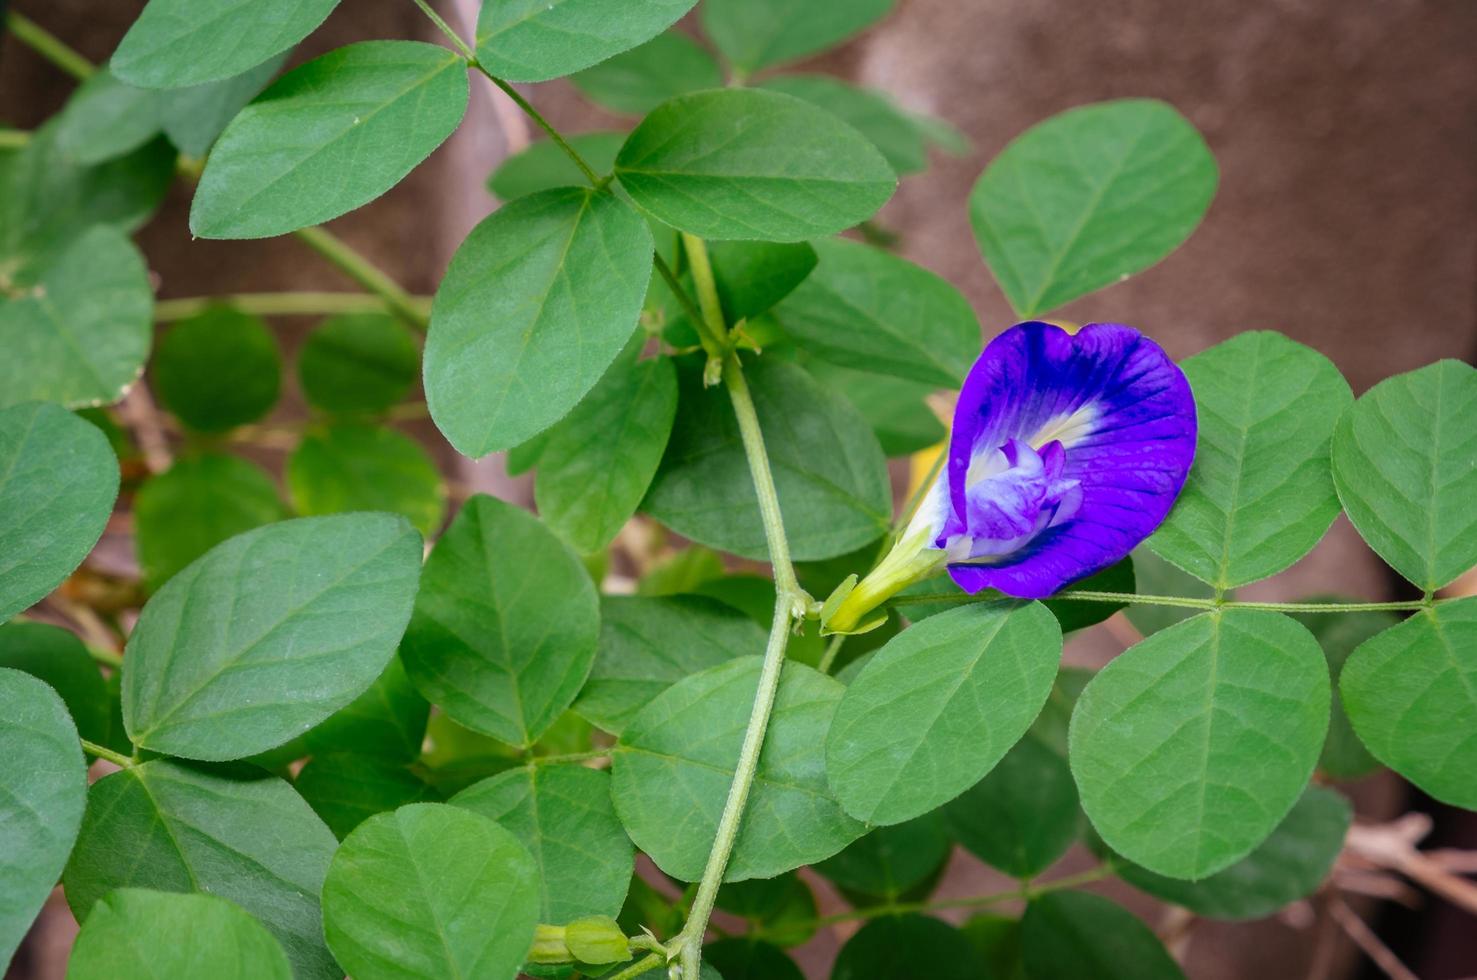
<box><xmin>944</xmin><ymin>322</ymin><xmax>1195</xmax><ymax>598</ymax></box>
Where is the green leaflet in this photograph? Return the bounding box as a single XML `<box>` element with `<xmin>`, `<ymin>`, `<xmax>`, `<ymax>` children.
<box><xmin>826</xmin><ymin>602</ymin><xmax>1063</xmax><ymax>826</ymax></box>
<box><xmin>424</xmin><ymin>188</ymin><xmax>654</xmax><ymax>457</ymax></box>
<box><xmin>191</xmin><ymin>41</ymin><xmax>469</xmax><ymax>238</ymax></box>
<box><xmin>297</xmin><ymin>313</ymin><xmax>419</xmax><ymax>416</ymax></box>
<box><xmin>572</xmin><ymin>31</ymin><xmax>723</xmax><ymax>115</ymax></box>
<box><xmin>760</xmin><ymin>75</ymin><xmax>930</xmax><ymax>174</ymax></box>
<box><xmin>322</xmin><ymin>803</ymin><xmax>540</xmax><ymax>980</ymax></box>
<box><xmin>0</xmin><ymin>670</ymin><xmax>87</xmax><ymax>970</ymax></box>
<box><xmin>1150</xmin><ymin>332</ymin><xmax>1351</xmax><ymax>589</ymax></box>
<box><xmin>488</xmin><ymin>132</ymin><xmax>626</xmax><ymax>201</ymax></box>
<box><xmin>53</xmin><ymin>68</ymin><xmax>164</xmax><ymax>165</ymax></box>
<box><xmin>804</xmin><ymin>361</ymin><xmax>946</xmax><ymax>458</ymax></box>
<box><xmin>287</xmin><ymin>424</ymin><xmax>447</xmax><ymax>537</ymax></box>
<box><xmin>714</xmin><ymin>873</ymin><xmax>817</xmax><ymax>948</ymax></box>
<box><xmin>969</xmin><ymin>99</ymin><xmax>1217</xmax><ymax>317</ymax></box>
<box><xmin>612</xmin><ymin>657</ymin><xmax>865</xmax><ymax>881</ymax></box>
<box><xmin>814</xmin><ymin>813</ymin><xmax>953</xmax><ymax>905</ymax></box>
<box><xmin>453</xmin><ymin>764</ymin><xmax>634</xmax><ymax>922</ymax></box>
<box><xmin>63</xmin><ymin>761</ymin><xmax>340</xmax><ymax>980</ymax></box>
<box><xmin>302</xmin><ymin>656</ymin><xmax>429</xmax><ymax>763</ymax></box>
<box><xmin>1021</xmin><ymin>891</ymin><xmax>1185</xmax><ymax>980</ymax></box>
<box><xmin>1293</xmin><ymin>604</ymin><xmax>1395</xmax><ymax>779</ymax></box>
<box><xmin>152</xmin><ymin>307</ymin><xmax>281</xmax><ymax>431</ymax></box>
<box><xmin>831</xmin><ymin>914</ymin><xmax>978</xmax><ymax>980</ymax></box>
<box><xmin>700</xmin><ymin>0</ymin><xmax>895</xmax><ymax>72</ymax></box>
<box><xmin>0</xmin><ymin>623</ymin><xmax>110</xmax><ymax>745</ymax></box>
<box><xmin>476</xmin><ymin>0</ymin><xmax>699</xmax><ymax>82</ymax></box>
<box><xmin>943</xmin><ymin>734</ymin><xmax>1081</xmax><ymax>878</ymax></box>
<box><xmin>123</xmin><ymin>514</ymin><xmax>424</xmax><ymax>761</ymax></box>
<box><xmin>66</xmin><ymin>889</ymin><xmax>293</xmax><ymax>980</ymax></box>
<box><xmin>1070</xmin><ymin>610</ymin><xmax>1329</xmax><ymax>879</ymax></box>
<box><xmin>112</xmin><ymin>0</ymin><xmax>341</xmax><ymax>88</ymax></box>
<box><xmin>0</xmin><ymin>403</ymin><xmax>119</xmax><ymax>622</ymax></box>
<box><xmin>400</xmin><ymin>495</ymin><xmax>601</xmax><ymax>747</ymax></box>
<box><xmin>1330</xmin><ymin>360</ymin><xmax>1477</xmax><ymax>592</ymax></box>
<box><xmin>704</xmin><ymin>939</ymin><xmax>805</xmax><ymax>980</ymax></box>
<box><xmin>1340</xmin><ymin>597</ymin><xmax>1477</xmax><ymax>808</ymax></box>
<box><xmin>159</xmin><ymin>54</ymin><xmax>290</xmax><ymax>158</ymax></box>
<box><xmin>295</xmin><ymin>754</ymin><xmax>440</xmax><ymax>839</ymax></box>
<box><xmin>614</xmin><ymin>89</ymin><xmax>896</xmax><ymax>242</ymax></box>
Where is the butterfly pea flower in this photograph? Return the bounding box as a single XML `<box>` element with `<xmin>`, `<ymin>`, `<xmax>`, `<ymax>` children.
<box><xmin>825</xmin><ymin>321</ymin><xmax>1196</xmax><ymax>633</ymax></box>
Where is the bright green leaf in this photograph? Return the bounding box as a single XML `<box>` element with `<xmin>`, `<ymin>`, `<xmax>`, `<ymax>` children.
<box><xmin>475</xmin><ymin>0</ymin><xmax>699</xmax><ymax>82</ymax></box>
<box><xmin>572</xmin><ymin>30</ymin><xmax>722</xmax><ymax>115</ymax></box>
<box><xmin>191</xmin><ymin>41</ymin><xmax>469</xmax><ymax>238</ymax></box>
<box><xmin>488</xmin><ymin>132</ymin><xmax>626</xmax><ymax>201</ymax></box>
<box><xmin>615</xmin><ymin>89</ymin><xmax>896</xmax><ymax>242</ymax></box>
<box><xmin>297</xmin><ymin>312</ymin><xmax>419</xmax><ymax>415</ymax></box>
<box><xmin>159</xmin><ymin>54</ymin><xmax>289</xmax><ymax>158</ymax></box>
<box><xmin>287</xmin><ymin>424</ymin><xmax>447</xmax><ymax>536</ymax></box>
<box><xmin>831</xmin><ymin>913</ymin><xmax>977</xmax><ymax>980</ymax></box>
<box><xmin>970</xmin><ymin>99</ymin><xmax>1217</xmax><ymax>317</ymax></box>
<box><xmin>295</xmin><ymin>753</ymin><xmax>440</xmax><ymax>839</ymax></box>
<box><xmin>153</xmin><ymin>306</ymin><xmax>280</xmax><ymax>430</ymax></box>
<box><xmin>814</xmin><ymin>812</ymin><xmax>952</xmax><ymax>904</ymax></box>
<box><xmin>701</xmin><ymin>0</ymin><xmax>894</xmax><ymax>72</ymax></box>
<box><xmin>0</xmin><ymin>623</ymin><xmax>110</xmax><ymax>745</ymax></box>
<box><xmin>303</xmin><ymin>656</ymin><xmax>429</xmax><ymax>763</ymax></box>
<box><xmin>1070</xmin><ymin>610</ymin><xmax>1329</xmax><ymax>879</ymax></box>
<box><xmin>805</xmin><ymin>362</ymin><xmax>945</xmax><ymax>457</ymax></box>
<box><xmin>944</xmin><ymin>734</ymin><xmax>1080</xmax><ymax>878</ymax></box>
<box><xmin>761</xmin><ymin>75</ymin><xmax>929</xmax><ymax>174</ymax></box>
<box><xmin>112</xmin><ymin>0</ymin><xmax>340</xmax><ymax>88</ymax></box>
<box><xmin>123</xmin><ymin>513</ymin><xmax>424</xmax><ymax>760</ymax></box>
<box><xmin>1021</xmin><ymin>891</ymin><xmax>1184</xmax><ymax>980</ymax></box>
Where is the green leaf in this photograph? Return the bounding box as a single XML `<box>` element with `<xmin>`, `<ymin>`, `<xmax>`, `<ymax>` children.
<box><xmin>775</xmin><ymin>238</ymin><xmax>979</xmax><ymax>386</ymax></box>
<box><xmin>1290</xmin><ymin>604</ymin><xmax>1395</xmax><ymax>779</ymax></box>
<box><xmin>814</xmin><ymin>812</ymin><xmax>952</xmax><ymax>904</ymax></box>
<box><xmin>701</xmin><ymin>0</ymin><xmax>894</xmax><ymax>72</ymax></box>
<box><xmin>1149</xmin><ymin>332</ymin><xmax>1351</xmax><ymax>589</ymax></box>
<box><xmin>715</xmin><ymin>873</ymin><xmax>817</xmax><ymax>948</ymax></box>
<box><xmin>704</xmin><ymin>938</ymin><xmax>804</xmax><ymax>980</ymax></box>
<box><xmin>63</xmin><ymin>761</ymin><xmax>339</xmax><ymax>980</ymax></box>
<box><xmin>943</xmin><ymin>734</ymin><xmax>1080</xmax><ymax>878</ymax></box>
<box><xmin>638</xmin><ymin>547</ymin><xmax>726</xmax><ymax>597</ymax></box>
<box><xmin>613</xmin><ymin>657</ymin><xmax>865</xmax><ymax>880</ymax></box>
<box><xmin>303</xmin><ymin>656</ymin><xmax>429</xmax><ymax>763</ymax></box>
<box><xmin>453</xmin><ymin>764</ymin><xmax>633</xmax><ymax>922</ymax></box>
<box><xmin>134</xmin><ymin>453</ymin><xmax>287</xmax><ymax>590</ymax></box>
<box><xmin>322</xmin><ymin>803</ymin><xmax>539</xmax><ymax>980</ymax></box>
<box><xmin>826</xmin><ymin>601</ymin><xmax>1062</xmax><ymax>826</ymax></box>
<box><xmin>615</xmin><ymin>89</ymin><xmax>896</xmax><ymax>242</ymax></box>
<box><xmin>1021</xmin><ymin>891</ymin><xmax>1184</xmax><ymax>980</ymax></box>
<box><xmin>113</xmin><ymin>0</ymin><xmax>340</xmax><ymax>89</ymax></box>
<box><xmin>831</xmin><ymin>914</ymin><xmax>978</xmax><ymax>980</ymax></box>
<box><xmin>960</xmin><ymin>915</ymin><xmax>1024</xmax><ymax>980</ymax></box>
<box><xmin>0</xmin><ymin>226</ymin><xmax>153</xmax><ymax>409</ymax></box>
<box><xmin>1119</xmin><ymin>784</ymin><xmax>1351</xmax><ymax>919</ymax></box>
<box><xmin>476</xmin><ymin>0</ymin><xmax>699</xmax><ymax>82</ymax></box>
<box><xmin>0</xmin><ymin>623</ymin><xmax>110</xmax><ymax>745</ymax></box>
<box><xmin>693</xmin><ymin>574</ymin><xmax>831</xmax><ymax>667</ymax></box>
<box><xmin>123</xmin><ymin>513</ymin><xmax>424</xmax><ymax>760</ymax></box>
<box><xmin>969</xmin><ymin>99</ymin><xmax>1217</xmax><ymax>317</ymax></box>
<box><xmin>572</xmin><ymin>30</ymin><xmax>722</xmax><ymax>115</ymax></box>
<box><xmin>536</xmin><ymin>355</ymin><xmax>677</xmax><ymax>554</ymax></box>
<box><xmin>191</xmin><ymin>41</ymin><xmax>469</xmax><ymax>238</ymax></box>
<box><xmin>54</xmin><ymin>69</ymin><xmax>163</xmax><ymax>165</ymax></box>
<box><xmin>1070</xmin><ymin>610</ymin><xmax>1329</xmax><ymax>879</ymax></box>
<box><xmin>805</xmin><ymin>362</ymin><xmax>945</xmax><ymax>458</ymax></box>
<box><xmin>159</xmin><ymin>54</ymin><xmax>289</xmax><ymax>158</ymax></box>
<box><xmin>297</xmin><ymin>312</ymin><xmax>419</xmax><ymax>415</ymax></box>
<box><xmin>1330</xmin><ymin>360</ymin><xmax>1477</xmax><ymax>591</ymax></box>
<box><xmin>574</xmin><ymin>594</ymin><xmax>764</xmax><ymax>735</ymax></box>
<box><xmin>295</xmin><ymin>753</ymin><xmax>440</xmax><ymax>839</ymax></box>
<box><xmin>67</xmin><ymin>888</ymin><xmax>293</xmax><ymax>980</ymax></box>
<box><xmin>488</xmin><ymin>132</ymin><xmax>626</xmax><ymax>201</ymax></box>
<box><xmin>287</xmin><ymin>424</ymin><xmax>447</xmax><ymax>537</ymax></box>
<box><xmin>153</xmin><ymin>306</ymin><xmax>280</xmax><ymax>430</ymax></box>
<box><xmin>706</xmin><ymin>240</ymin><xmax>818</xmax><ymax>321</ymax></box>
<box><xmin>760</xmin><ymin>75</ymin><xmax>929</xmax><ymax>174</ymax></box>
<box><xmin>401</xmin><ymin>495</ymin><xmax>600</xmax><ymax>746</ymax></box>
<box><xmin>1340</xmin><ymin>597</ymin><xmax>1477</xmax><ymax>808</ymax></box>
<box><xmin>424</xmin><ymin>188</ymin><xmax>653</xmax><ymax>456</ymax></box>
<box><xmin>0</xmin><ymin>403</ymin><xmax>118</xmax><ymax>622</ymax></box>
<box><xmin>0</xmin><ymin>669</ymin><xmax>86</xmax><ymax>969</ymax></box>
<box><xmin>643</xmin><ymin>358</ymin><xmax>892</xmax><ymax>561</ymax></box>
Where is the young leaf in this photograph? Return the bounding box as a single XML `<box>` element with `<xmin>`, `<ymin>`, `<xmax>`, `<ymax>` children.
<box><xmin>123</xmin><ymin>514</ymin><xmax>424</xmax><ymax>761</ymax></box>
<box><xmin>1070</xmin><ymin>610</ymin><xmax>1329</xmax><ymax>879</ymax></box>
<box><xmin>1292</xmin><ymin>605</ymin><xmax>1395</xmax><ymax>779</ymax></box>
<box><xmin>831</xmin><ymin>914</ymin><xmax>978</xmax><ymax>980</ymax></box>
<box><xmin>475</xmin><ymin>0</ymin><xmax>699</xmax><ymax>82</ymax></box>
<box><xmin>573</xmin><ymin>594</ymin><xmax>765</xmax><ymax>735</ymax></box>
<box><xmin>159</xmin><ymin>54</ymin><xmax>290</xmax><ymax>158</ymax></box>
<box><xmin>424</xmin><ymin>188</ymin><xmax>654</xmax><ymax>456</ymax></box>
<box><xmin>67</xmin><ymin>889</ymin><xmax>293</xmax><ymax>980</ymax></box>
<box><xmin>287</xmin><ymin>424</ymin><xmax>447</xmax><ymax>536</ymax></box>
<box><xmin>53</xmin><ymin>69</ymin><xmax>163</xmax><ymax>165</ymax></box>
<box><xmin>700</xmin><ymin>0</ymin><xmax>895</xmax><ymax>73</ymax></box>
<box><xmin>453</xmin><ymin>764</ymin><xmax>634</xmax><ymax>922</ymax></box>
<box><xmin>805</xmin><ymin>362</ymin><xmax>946</xmax><ymax>458</ymax></box>
<box><xmin>153</xmin><ymin>306</ymin><xmax>281</xmax><ymax>431</ymax></box>
<box><xmin>1340</xmin><ymin>597</ymin><xmax>1477</xmax><ymax>808</ymax></box>
<box><xmin>970</xmin><ymin>99</ymin><xmax>1217</xmax><ymax>317</ymax></box>
<box><xmin>295</xmin><ymin>753</ymin><xmax>440</xmax><ymax>839</ymax></box>
<box><xmin>826</xmin><ymin>602</ymin><xmax>1063</xmax><ymax>826</ymax></box>
<box><xmin>760</xmin><ymin>75</ymin><xmax>930</xmax><ymax>175</ymax></box>
<box><xmin>1119</xmin><ymin>785</ymin><xmax>1351</xmax><ymax>919</ymax></box>
<box><xmin>0</xmin><ymin>623</ymin><xmax>111</xmax><ymax>745</ymax></box>
<box><xmin>612</xmin><ymin>657</ymin><xmax>865</xmax><ymax>881</ymax></box>
<box><xmin>488</xmin><ymin>132</ymin><xmax>626</xmax><ymax>201</ymax></box>
<box><xmin>63</xmin><ymin>761</ymin><xmax>340</xmax><ymax>980</ymax></box>
<box><xmin>1150</xmin><ymin>332</ymin><xmax>1351</xmax><ymax>589</ymax></box>
<box><xmin>1330</xmin><ymin>360</ymin><xmax>1477</xmax><ymax>592</ymax></box>
<box><xmin>571</xmin><ymin>30</ymin><xmax>723</xmax><ymax>115</ymax></box>
<box><xmin>0</xmin><ymin>403</ymin><xmax>119</xmax><ymax>622</ymax></box>
<box><xmin>0</xmin><ymin>670</ymin><xmax>87</xmax><ymax>969</ymax></box>
<box><xmin>0</xmin><ymin>226</ymin><xmax>152</xmax><ymax>409</ymax></box>
<box><xmin>191</xmin><ymin>41</ymin><xmax>469</xmax><ymax>239</ymax></box>
<box><xmin>614</xmin><ymin>89</ymin><xmax>896</xmax><ymax>242</ymax></box>
<box><xmin>302</xmin><ymin>656</ymin><xmax>429</xmax><ymax>763</ymax></box>
<box><xmin>297</xmin><ymin>313</ymin><xmax>419</xmax><ymax>416</ymax></box>
<box><xmin>133</xmin><ymin>454</ymin><xmax>288</xmax><ymax>590</ymax></box>
<box><xmin>814</xmin><ymin>813</ymin><xmax>953</xmax><ymax>904</ymax></box>
<box><xmin>536</xmin><ymin>355</ymin><xmax>677</xmax><ymax>554</ymax></box>
<box><xmin>322</xmin><ymin>803</ymin><xmax>539</xmax><ymax>980</ymax></box>
<box><xmin>400</xmin><ymin>495</ymin><xmax>600</xmax><ymax>747</ymax></box>
<box><xmin>112</xmin><ymin>0</ymin><xmax>341</xmax><ymax>89</ymax></box>
<box><xmin>643</xmin><ymin>358</ymin><xmax>892</xmax><ymax>561</ymax></box>
<box><xmin>774</xmin><ymin>237</ymin><xmax>979</xmax><ymax>387</ymax></box>
<box><xmin>943</xmin><ymin>734</ymin><xmax>1081</xmax><ymax>878</ymax></box>
<box><xmin>1021</xmin><ymin>891</ymin><xmax>1185</xmax><ymax>980</ymax></box>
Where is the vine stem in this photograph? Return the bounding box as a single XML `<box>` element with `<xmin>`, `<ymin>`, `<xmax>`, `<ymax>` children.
<box><xmin>5</xmin><ymin>12</ymin><xmax>93</xmax><ymax>80</ymax></box>
<box><xmin>154</xmin><ymin>291</ymin><xmax>429</xmax><ymax>322</ymax></box>
<box><xmin>81</xmin><ymin>740</ymin><xmax>133</xmax><ymax>769</ymax></box>
<box><xmin>291</xmin><ymin>227</ymin><xmax>430</xmax><ymax>330</ymax></box>
<box><xmin>889</xmin><ymin>588</ymin><xmax>1436</xmax><ymax>615</ymax></box>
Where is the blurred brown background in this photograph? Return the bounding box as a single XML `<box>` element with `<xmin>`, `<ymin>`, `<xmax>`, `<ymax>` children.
<box><xmin>3</xmin><ymin>0</ymin><xmax>1474</xmax><ymax>977</ymax></box>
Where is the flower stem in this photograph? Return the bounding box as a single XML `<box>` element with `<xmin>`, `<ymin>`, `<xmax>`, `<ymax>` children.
<box><xmin>607</xmin><ymin>953</ymin><xmax>664</xmax><ymax>980</ymax></box>
<box><xmin>154</xmin><ymin>291</ymin><xmax>430</xmax><ymax>322</ymax></box>
<box><xmin>6</xmin><ymin>12</ymin><xmax>94</xmax><ymax>81</ymax></box>
<box><xmin>889</xmin><ymin>588</ymin><xmax>1436</xmax><ymax>615</ymax></box>
<box><xmin>81</xmin><ymin>739</ymin><xmax>134</xmax><ymax>768</ymax></box>
<box><xmin>291</xmin><ymin>227</ymin><xmax>430</xmax><ymax>330</ymax></box>
<box><xmin>817</xmin><ymin>634</ymin><xmax>847</xmax><ymax>674</ymax></box>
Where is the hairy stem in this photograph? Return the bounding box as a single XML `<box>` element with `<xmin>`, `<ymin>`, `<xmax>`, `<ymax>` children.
<box><xmin>817</xmin><ymin>634</ymin><xmax>847</xmax><ymax>675</ymax></box>
<box><xmin>408</xmin><ymin>0</ymin><xmax>476</xmax><ymax>61</ymax></box>
<box><xmin>154</xmin><ymin>291</ymin><xmax>431</xmax><ymax>322</ymax></box>
<box><xmin>890</xmin><ymin>588</ymin><xmax>1436</xmax><ymax>615</ymax></box>
<box><xmin>291</xmin><ymin>227</ymin><xmax>430</xmax><ymax>330</ymax></box>
<box><xmin>81</xmin><ymin>739</ymin><xmax>134</xmax><ymax>768</ymax></box>
<box><xmin>6</xmin><ymin>12</ymin><xmax>93</xmax><ymax>81</ymax></box>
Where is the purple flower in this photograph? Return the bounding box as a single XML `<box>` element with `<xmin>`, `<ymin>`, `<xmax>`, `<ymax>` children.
<box><xmin>825</xmin><ymin>321</ymin><xmax>1196</xmax><ymax>632</ymax></box>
